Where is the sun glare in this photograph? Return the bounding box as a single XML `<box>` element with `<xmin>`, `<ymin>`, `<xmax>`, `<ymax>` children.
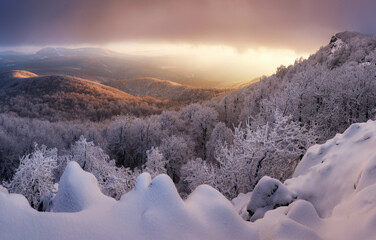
<box><xmin>105</xmin><ymin>42</ymin><xmax>308</xmax><ymax>82</ymax></box>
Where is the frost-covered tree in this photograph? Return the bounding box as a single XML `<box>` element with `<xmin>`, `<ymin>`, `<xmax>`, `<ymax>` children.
<box><xmin>180</xmin><ymin>104</ymin><xmax>218</xmax><ymax>160</ymax></box>
<box><xmin>181</xmin><ymin>158</ymin><xmax>217</xmax><ymax>192</ymax></box>
<box><xmin>182</xmin><ymin>110</ymin><xmax>316</xmax><ymax>199</ymax></box>
<box><xmin>3</xmin><ymin>144</ymin><xmax>58</xmax><ymax>209</ymax></box>
<box><xmin>144</xmin><ymin>147</ymin><xmax>168</xmax><ymax>178</ymax></box>
<box><xmin>206</xmin><ymin>122</ymin><xmax>233</xmax><ymax>163</ymax></box>
<box><xmin>71</xmin><ymin>136</ymin><xmax>138</xmax><ymax>199</ymax></box>
<box><xmin>158</xmin><ymin>135</ymin><xmax>192</xmax><ymax>183</ymax></box>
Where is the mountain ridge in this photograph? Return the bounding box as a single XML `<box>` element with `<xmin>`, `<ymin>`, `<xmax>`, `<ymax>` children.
<box><xmin>105</xmin><ymin>77</ymin><xmax>229</xmax><ymax>103</ymax></box>
<box><xmin>0</xmin><ymin>70</ymin><xmax>176</xmax><ymax>121</ymax></box>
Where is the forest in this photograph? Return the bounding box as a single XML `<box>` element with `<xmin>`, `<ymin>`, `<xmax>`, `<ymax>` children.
<box><xmin>1</xmin><ymin>32</ymin><xmax>376</xmax><ymax>212</ymax></box>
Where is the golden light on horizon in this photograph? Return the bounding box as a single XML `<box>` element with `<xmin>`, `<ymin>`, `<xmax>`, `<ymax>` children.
<box><xmin>105</xmin><ymin>42</ymin><xmax>309</xmax><ymax>83</ymax></box>
<box><xmin>0</xmin><ymin>40</ymin><xmax>309</xmax><ymax>87</ymax></box>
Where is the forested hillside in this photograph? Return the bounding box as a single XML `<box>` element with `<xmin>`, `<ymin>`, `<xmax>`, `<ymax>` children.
<box><xmin>1</xmin><ymin>31</ymin><xmax>376</xmax><ymax>207</ymax></box>
<box><xmin>0</xmin><ymin>71</ymin><xmax>175</xmax><ymax>121</ymax></box>
<box><xmin>104</xmin><ymin>77</ymin><xmax>228</xmax><ymax>103</ymax></box>
<box><xmin>216</xmin><ymin>31</ymin><xmax>376</xmax><ymax>141</ymax></box>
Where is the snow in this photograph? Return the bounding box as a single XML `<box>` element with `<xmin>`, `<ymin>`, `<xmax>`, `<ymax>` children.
<box><xmin>3</xmin><ymin>120</ymin><xmax>376</xmax><ymax>239</ymax></box>
<box><xmin>247</xmin><ymin>120</ymin><xmax>376</xmax><ymax>240</ymax></box>
<box><xmin>232</xmin><ymin>192</ymin><xmax>252</xmax><ymax>220</ymax></box>
<box><xmin>330</xmin><ymin>37</ymin><xmax>346</xmax><ymax>54</ymax></box>
<box><xmin>0</xmin><ymin>185</ymin><xmax>8</xmax><ymax>194</ymax></box>
<box><xmin>247</xmin><ymin>176</ymin><xmax>296</xmax><ymax>221</ymax></box>
<box><xmin>286</xmin><ymin>122</ymin><xmax>376</xmax><ymax>217</ymax></box>
<box><xmin>0</xmin><ymin>162</ymin><xmax>258</xmax><ymax>240</ymax></box>
<box><xmin>53</xmin><ymin>161</ymin><xmax>115</xmax><ymax>212</ymax></box>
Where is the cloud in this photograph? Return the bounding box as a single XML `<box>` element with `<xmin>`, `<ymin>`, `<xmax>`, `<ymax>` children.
<box><xmin>0</xmin><ymin>0</ymin><xmax>375</xmax><ymax>52</ymax></box>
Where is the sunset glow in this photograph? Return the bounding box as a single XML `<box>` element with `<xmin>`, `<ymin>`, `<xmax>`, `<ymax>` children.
<box><xmin>105</xmin><ymin>42</ymin><xmax>307</xmax><ymax>81</ymax></box>
<box><xmin>1</xmin><ymin>0</ymin><xmax>375</xmax><ymax>86</ymax></box>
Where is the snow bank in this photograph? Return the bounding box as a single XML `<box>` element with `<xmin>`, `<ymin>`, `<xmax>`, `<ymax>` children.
<box><xmin>53</xmin><ymin>161</ymin><xmax>115</xmax><ymax>212</ymax></box>
<box><xmin>232</xmin><ymin>192</ymin><xmax>252</xmax><ymax>220</ymax></box>
<box><xmin>247</xmin><ymin>120</ymin><xmax>376</xmax><ymax>240</ymax></box>
<box><xmin>0</xmin><ymin>185</ymin><xmax>8</xmax><ymax>194</ymax></box>
<box><xmin>0</xmin><ymin>162</ymin><xmax>258</xmax><ymax>240</ymax></box>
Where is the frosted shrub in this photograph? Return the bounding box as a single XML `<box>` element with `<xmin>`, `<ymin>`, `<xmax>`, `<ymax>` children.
<box><xmin>3</xmin><ymin>144</ymin><xmax>58</xmax><ymax>209</ymax></box>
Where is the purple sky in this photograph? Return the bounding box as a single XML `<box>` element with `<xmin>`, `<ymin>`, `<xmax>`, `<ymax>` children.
<box><xmin>0</xmin><ymin>0</ymin><xmax>375</xmax><ymax>52</ymax></box>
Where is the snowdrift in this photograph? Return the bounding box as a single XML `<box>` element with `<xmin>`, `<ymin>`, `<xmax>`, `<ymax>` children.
<box><xmin>0</xmin><ymin>161</ymin><xmax>258</xmax><ymax>240</ymax></box>
<box><xmin>3</xmin><ymin>120</ymin><xmax>376</xmax><ymax>239</ymax></box>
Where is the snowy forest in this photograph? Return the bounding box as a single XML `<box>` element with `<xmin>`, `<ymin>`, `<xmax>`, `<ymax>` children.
<box><xmin>2</xmin><ymin>31</ymin><xmax>376</xmax><ymax>240</ymax></box>
<box><xmin>2</xmin><ymin>31</ymin><xmax>376</xmax><ymax>198</ymax></box>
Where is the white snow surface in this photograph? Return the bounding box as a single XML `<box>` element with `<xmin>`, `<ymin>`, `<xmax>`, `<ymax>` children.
<box><xmin>248</xmin><ymin>120</ymin><xmax>376</xmax><ymax>240</ymax></box>
<box><xmin>0</xmin><ymin>162</ymin><xmax>258</xmax><ymax>240</ymax></box>
<box><xmin>3</xmin><ymin>120</ymin><xmax>376</xmax><ymax>239</ymax></box>
<box><xmin>232</xmin><ymin>192</ymin><xmax>252</xmax><ymax>220</ymax></box>
<box><xmin>53</xmin><ymin>161</ymin><xmax>115</xmax><ymax>212</ymax></box>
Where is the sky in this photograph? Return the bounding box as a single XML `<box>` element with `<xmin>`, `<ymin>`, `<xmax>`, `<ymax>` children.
<box><xmin>0</xmin><ymin>0</ymin><xmax>375</xmax><ymax>81</ymax></box>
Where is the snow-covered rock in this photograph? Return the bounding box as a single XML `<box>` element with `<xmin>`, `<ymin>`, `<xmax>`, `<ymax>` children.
<box><xmin>329</xmin><ymin>36</ymin><xmax>347</xmax><ymax>55</ymax></box>
<box><xmin>247</xmin><ymin>176</ymin><xmax>296</xmax><ymax>221</ymax></box>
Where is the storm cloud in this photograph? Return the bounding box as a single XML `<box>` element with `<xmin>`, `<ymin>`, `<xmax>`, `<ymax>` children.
<box><xmin>0</xmin><ymin>0</ymin><xmax>375</xmax><ymax>51</ymax></box>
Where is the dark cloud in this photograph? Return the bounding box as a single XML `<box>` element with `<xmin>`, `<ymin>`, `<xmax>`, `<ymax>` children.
<box><xmin>0</xmin><ymin>0</ymin><xmax>375</xmax><ymax>51</ymax></box>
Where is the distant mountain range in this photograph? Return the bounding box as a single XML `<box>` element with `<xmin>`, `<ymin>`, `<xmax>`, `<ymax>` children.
<box><xmin>35</xmin><ymin>47</ymin><xmax>119</xmax><ymax>58</ymax></box>
<box><xmin>0</xmin><ymin>47</ymin><xmax>246</xmax><ymax>88</ymax></box>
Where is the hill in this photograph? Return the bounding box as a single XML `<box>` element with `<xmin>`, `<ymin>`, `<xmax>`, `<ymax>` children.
<box><xmin>105</xmin><ymin>77</ymin><xmax>228</xmax><ymax>103</ymax></box>
<box><xmin>216</xmin><ymin>31</ymin><xmax>376</xmax><ymax>140</ymax></box>
<box><xmin>0</xmin><ymin>71</ymin><xmax>174</xmax><ymax>121</ymax></box>
<box><xmin>0</xmin><ymin>70</ymin><xmax>38</xmax><ymax>88</ymax></box>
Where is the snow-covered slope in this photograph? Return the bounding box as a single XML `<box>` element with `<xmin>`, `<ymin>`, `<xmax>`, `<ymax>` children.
<box><xmin>246</xmin><ymin>120</ymin><xmax>376</xmax><ymax>240</ymax></box>
<box><xmin>3</xmin><ymin>120</ymin><xmax>376</xmax><ymax>239</ymax></box>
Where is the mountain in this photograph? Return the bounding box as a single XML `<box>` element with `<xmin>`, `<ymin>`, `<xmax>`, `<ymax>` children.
<box><xmin>0</xmin><ymin>47</ymin><xmax>226</xmax><ymax>88</ymax></box>
<box><xmin>35</xmin><ymin>47</ymin><xmax>118</xmax><ymax>58</ymax></box>
<box><xmin>0</xmin><ymin>70</ymin><xmax>38</xmax><ymax>86</ymax></box>
<box><xmin>0</xmin><ymin>46</ymin><xmax>260</xmax><ymax>89</ymax></box>
<box><xmin>104</xmin><ymin>77</ymin><xmax>229</xmax><ymax>103</ymax></box>
<box><xmin>215</xmin><ymin>31</ymin><xmax>376</xmax><ymax>140</ymax></box>
<box><xmin>0</xmin><ymin>51</ymin><xmax>27</xmax><ymax>56</ymax></box>
<box><xmin>0</xmin><ymin>70</ymin><xmax>175</xmax><ymax>121</ymax></box>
